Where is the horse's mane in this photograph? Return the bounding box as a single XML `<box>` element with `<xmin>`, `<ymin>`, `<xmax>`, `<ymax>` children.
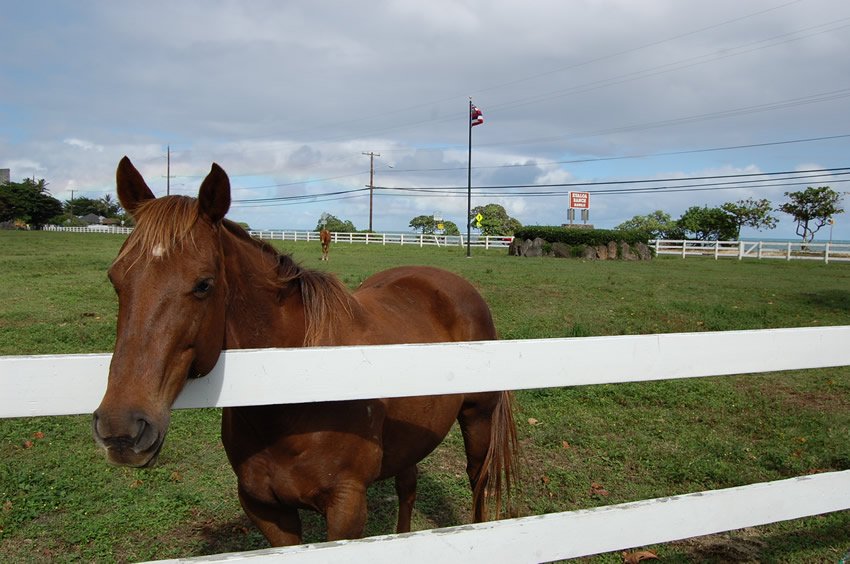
<box><xmin>118</xmin><ymin>196</ymin><xmax>353</xmax><ymax>346</ymax></box>
<box><xmin>221</xmin><ymin>219</ymin><xmax>355</xmax><ymax>347</ymax></box>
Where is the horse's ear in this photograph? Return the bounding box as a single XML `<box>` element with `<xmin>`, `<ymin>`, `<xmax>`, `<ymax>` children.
<box><xmin>198</xmin><ymin>163</ymin><xmax>231</xmax><ymax>223</ymax></box>
<box><xmin>116</xmin><ymin>156</ymin><xmax>155</xmax><ymax>216</ymax></box>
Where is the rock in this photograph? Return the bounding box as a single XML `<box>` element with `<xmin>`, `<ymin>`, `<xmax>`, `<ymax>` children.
<box><xmin>552</xmin><ymin>242</ymin><xmax>572</xmax><ymax>258</ymax></box>
<box><xmin>595</xmin><ymin>245</ymin><xmax>608</xmax><ymax>260</ymax></box>
<box><xmin>635</xmin><ymin>242</ymin><xmax>652</xmax><ymax>260</ymax></box>
<box><xmin>620</xmin><ymin>241</ymin><xmax>637</xmax><ymax>260</ymax></box>
<box><xmin>508</xmin><ymin>238</ymin><xmax>522</xmax><ymax>256</ymax></box>
<box><xmin>509</xmin><ymin>237</ymin><xmax>653</xmax><ymax>260</ymax></box>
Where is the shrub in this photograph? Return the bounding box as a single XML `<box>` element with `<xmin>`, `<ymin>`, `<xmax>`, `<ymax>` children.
<box><xmin>513</xmin><ymin>226</ymin><xmax>650</xmax><ymax>246</ymax></box>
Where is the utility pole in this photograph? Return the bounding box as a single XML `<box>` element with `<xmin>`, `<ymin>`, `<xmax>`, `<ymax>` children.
<box><xmin>362</xmin><ymin>151</ymin><xmax>380</xmax><ymax>232</ymax></box>
<box><xmin>166</xmin><ymin>145</ymin><xmax>171</xmax><ymax>195</ymax></box>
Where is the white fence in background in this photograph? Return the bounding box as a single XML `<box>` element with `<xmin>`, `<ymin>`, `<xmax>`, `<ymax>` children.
<box><xmin>653</xmin><ymin>239</ymin><xmax>850</xmax><ymax>263</ymax></box>
<box><xmin>39</xmin><ymin>225</ymin><xmax>513</xmax><ymax>249</ymax></box>
<box><xmin>2</xmin><ymin>326</ymin><xmax>850</xmax><ymax>562</ymax></box>
<box><xmin>38</xmin><ymin>227</ymin><xmax>850</xmax><ymax>261</ymax></box>
<box><xmin>43</xmin><ymin>224</ymin><xmax>135</xmax><ymax>235</ymax></box>
<box><xmin>248</xmin><ymin>230</ymin><xmax>514</xmax><ymax>249</ymax></box>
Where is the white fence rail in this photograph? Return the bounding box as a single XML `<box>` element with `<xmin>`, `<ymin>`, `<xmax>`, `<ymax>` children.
<box><xmin>2</xmin><ymin>326</ymin><xmax>850</xmax><ymax>562</ymax></box>
<box><xmin>653</xmin><ymin>239</ymin><xmax>850</xmax><ymax>263</ymax></box>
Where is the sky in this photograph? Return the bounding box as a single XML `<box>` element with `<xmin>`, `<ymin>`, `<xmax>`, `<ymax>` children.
<box><xmin>2</xmin><ymin>0</ymin><xmax>850</xmax><ymax>241</ymax></box>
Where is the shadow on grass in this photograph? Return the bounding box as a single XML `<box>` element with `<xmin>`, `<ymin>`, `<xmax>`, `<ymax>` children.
<box><xmin>797</xmin><ymin>289</ymin><xmax>850</xmax><ymax>312</ymax></box>
<box><xmin>192</xmin><ymin>472</ymin><xmax>467</xmax><ymax>557</ymax></box>
<box><xmin>672</xmin><ymin>512</ymin><xmax>850</xmax><ymax>563</ymax></box>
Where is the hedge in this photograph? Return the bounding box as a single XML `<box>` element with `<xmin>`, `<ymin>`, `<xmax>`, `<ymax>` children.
<box><xmin>512</xmin><ymin>226</ymin><xmax>651</xmax><ymax>246</ymax></box>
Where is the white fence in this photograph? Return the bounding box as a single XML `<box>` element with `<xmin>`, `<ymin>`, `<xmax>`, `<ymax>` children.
<box><xmin>2</xmin><ymin>326</ymin><xmax>850</xmax><ymax>562</ymax></box>
<box><xmin>40</xmin><ymin>225</ymin><xmax>514</xmax><ymax>249</ymax></box>
<box><xmin>40</xmin><ymin>227</ymin><xmax>850</xmax><ymax>261</ymax></box>
<box><xmin>653</xmin><ymin>239</ymin><xmax>850</xmax><ymax>263</ymax></box>
<box><xmin>248</xmin><ymin>230</ymin><xmax>514</xmax><ymax>249</ymax></box>
<box><xmin>43</xmin><ymin>224</ymin><xmax>135</xmax><ymax>235</ymax></box>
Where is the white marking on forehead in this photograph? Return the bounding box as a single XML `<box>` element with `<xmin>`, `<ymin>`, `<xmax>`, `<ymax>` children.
<box><xmin>152</xmin><ymin>244</ymin><xmax>166</xmax><ymax>258</ymax></box>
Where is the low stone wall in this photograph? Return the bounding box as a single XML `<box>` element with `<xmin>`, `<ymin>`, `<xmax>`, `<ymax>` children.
<box><xmin>509</xmin><ymin>237</ymin><xmax>652</xmax><ymax>260</ymax></box>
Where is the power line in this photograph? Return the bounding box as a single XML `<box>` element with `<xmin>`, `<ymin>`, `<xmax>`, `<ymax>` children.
<box><xmin>380</xmin><ymin>133</ymin><xmax>850</xmax><ymax>174</ymax></box>
<box><xmin>361</xmin><ymin>16</ymin><xmax>850</xmax><ymax>154</ymax></box>
<box><xmin>374</xmin><ymin>177</ymin><xmax>850</xmax><ymax>199</ymax></box>
<box><xmin>231</xmin><ymin>192</ymin><xmax>368</xmax><ymax>208</ymax></box>
<box><xmin>229</xmin><ymin>167</ymin><xmax>850</xmax><ymax>208</ymax></box>
<box><xmin>246</xmin><ymin>1</ymin><xmax>812</xmax><ymax>150</ymax></box>
<box><xmin>228</xmin><ymin>133</ymin><xmax>850</xmax><ymax>197</ymax></box>
<box><xmin>373</xmin><ymin>167</ymin><xmax>850</xmax><ymax>192</ymax></box>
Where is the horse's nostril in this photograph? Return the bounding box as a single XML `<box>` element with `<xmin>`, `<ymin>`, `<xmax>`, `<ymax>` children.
<box><xmin>92</xmin><ymin>410</ymin><xmax>159</xmax><ymax>452</ymax></box>
<box><xmin>132</xmin><ymin>415</ymin><xmax>160</xmax><ymax>452</ymax></box>
<box><xmin>92</xmin><ymin>411</ymin><xmax>106</xmax><ymax>441</ymax></box>
<box><xmin>135</xmin><ymin>417</ymin><xmax>147</xmax><ymax>439</ymax></box>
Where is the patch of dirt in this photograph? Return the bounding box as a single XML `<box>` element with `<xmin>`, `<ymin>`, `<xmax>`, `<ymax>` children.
<box><xmin>673</xmin><ymin>529</ymin><xmax>766</xmax><ymax>562</ymax></box>
<box><xmin>735</xmin><ymin>374</ymin><xmax>850</xmax><ymax>412</ymax></box>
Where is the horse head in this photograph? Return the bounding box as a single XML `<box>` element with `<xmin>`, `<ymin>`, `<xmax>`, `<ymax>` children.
<box><xmin>93</xmin><ymin>157</ymin><xmax>231</xmax><ymax>467</ymax></box>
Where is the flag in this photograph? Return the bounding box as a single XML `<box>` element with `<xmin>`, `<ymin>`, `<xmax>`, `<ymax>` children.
<box><xmin>470</xmin><ymin>104</ymin><xmax>484</xmax><ymax>127</ymax></box>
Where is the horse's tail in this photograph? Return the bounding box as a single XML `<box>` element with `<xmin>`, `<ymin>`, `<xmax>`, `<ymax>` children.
<box><xmin>473</xmin><ymin>390</ymin><xmax>520</xmax><ymax>521</ymax></box>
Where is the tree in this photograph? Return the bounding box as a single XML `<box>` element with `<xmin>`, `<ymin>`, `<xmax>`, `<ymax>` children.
<box><xmin>470</xmin><ymin>203</ymin><xmax>522</xmax><ymax>236</ymax></box>
<box><xmin>98</xmin><ymin>194</ymin><xmax>121</xmax><ymax>217</ymax></box>
<box><xmin>720</xmin><ymin>198</ymin><xmax>777</xmax><ymax>239</ymax></box>
<box><xmin>409</xmin><ymin>215</ymin><xmax>461</xmax><ymax>235</ymax></box>
<box><xmin>615</xmin><ymin>210</ymin><xmax>682</xmax><ymax>239</ymax></box>
<box><xmin>0</xmin><ymin>178</ymin><xmax>63</xmax><ymax>227</ymax></box>
<box><xmin>778</xmin><ymin>186</ymin><xmax>844</xmax><ymax>243</ymax></box>
<box><xmin>409</xmin><ymin>215</ymin><xmax>438</xmax><ymax>234</ymax></box>
<box><xmin>441</xmin><ymin>220</ymin><xmax>460</xmax><ymax>236</ymax></box>
<box><xmin>677</xmin><ymin>205</ymin><xmax>738</xmax><ymax>241</ymax></box>
<box><xmin>65</xmin><ymin>196</ymin><xmax>105</xmax><ymax>217</ymax></box>
<box><xmin>315</xmin><ymin>212</ymin><xmax>356</xmax><ymax>232</ymax></box>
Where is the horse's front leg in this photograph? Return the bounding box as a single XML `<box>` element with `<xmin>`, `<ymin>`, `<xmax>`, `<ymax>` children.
<box><xmin>394</xmin><ymin>465</ymin><xmax>418</xmax><ymax>533</ymax></box>
<box><xmin>238</xmin><ymin>487</ymin><xmax>303</xmax><ymax>546</ymax></box>
<box><xmin>325</xmin><ymin>480</ymin><xmax>369</xmax><ymax>540</ymax></box>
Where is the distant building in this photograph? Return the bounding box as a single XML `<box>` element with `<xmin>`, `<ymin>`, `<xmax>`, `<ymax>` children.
<box><xmin>81</xmin><ymin>213</ymin><xmax>103</xmax><ymax>225</ymax></box>
<box><xmin>0</xmin><ymin>169</ymin><xmax>9</xmax><ymax>185</ymax></box>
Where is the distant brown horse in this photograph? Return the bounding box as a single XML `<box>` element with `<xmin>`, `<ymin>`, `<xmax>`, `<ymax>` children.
<box><xmin>320</xmin><ymin>228</ymin><xmax>331</xmax><ymax>261</ymax></box>
<box><xmin>93</xmin><ymin>157</ymin><xmax>518</xmax><ymax>546</ymax></box>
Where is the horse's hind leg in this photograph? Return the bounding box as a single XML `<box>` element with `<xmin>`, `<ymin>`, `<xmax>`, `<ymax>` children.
<box><xmin>457</xmin><ymin>392</ymin><xmax>500</xmax><ymax>522</ymax></box>
<box><xmin>238</xmin><ymin>488</ymin><xmax>303</xmax><ymax>546</ymax></box>
<box><xmin>394</xmin><ymin>464</ymin><xmax>418</xmax><ymax>533</ymax></box>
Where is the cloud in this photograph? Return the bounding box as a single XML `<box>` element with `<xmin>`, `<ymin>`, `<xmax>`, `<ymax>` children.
<box><xmin>2</xmin><ymin>1</ymin><xmax>849</xmax><ymax>239</ymax></box>
<box><xmin>64</xmin><ymin>138</ymin><xmax>104</xmax><ymax>152</ymax></box>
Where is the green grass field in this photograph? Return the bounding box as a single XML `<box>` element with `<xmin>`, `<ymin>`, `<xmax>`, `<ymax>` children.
<box><xmin>1</xmin><ymin>230</ymin><xmax>849</xmax><ymax>562</ymax></box>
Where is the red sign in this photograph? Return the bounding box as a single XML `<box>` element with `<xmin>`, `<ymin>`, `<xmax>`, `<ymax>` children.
<box><xmin>569</xmin><ymin>191</ymin><xmax>590</xmax><ymax>209</ymax></box>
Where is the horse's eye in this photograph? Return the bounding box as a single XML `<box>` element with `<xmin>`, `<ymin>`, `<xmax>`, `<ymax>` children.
<box><xmin>193</xmin><ymin>278</ymin><xmax>214</xmax><ymax>297</ymax></box>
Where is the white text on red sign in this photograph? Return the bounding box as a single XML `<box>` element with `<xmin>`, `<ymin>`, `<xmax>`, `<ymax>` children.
<box><xmin>569</xmin><ymin>191</ymin><xmax>590</xmax><ymax>209</ymax></box>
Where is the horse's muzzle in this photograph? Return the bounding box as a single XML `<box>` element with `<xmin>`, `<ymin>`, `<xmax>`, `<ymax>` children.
<box><xmin>92</xmin><ymin>410</ymin><xmax>165</xmax><ymax>468</ymax></box>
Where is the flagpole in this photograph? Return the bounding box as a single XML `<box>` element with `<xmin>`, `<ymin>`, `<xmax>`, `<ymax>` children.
<box><xmin>467</xmin><ymin>97</ymin><xmax>473</xmax><ymax>258</ymax></box>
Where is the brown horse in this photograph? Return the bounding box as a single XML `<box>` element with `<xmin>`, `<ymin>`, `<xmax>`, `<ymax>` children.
<box><xmin>93</xmin><ymin>157</ymin><xmax>518</xmax><ymax>546</ymax></box>
<box><xmin>320</xmin><ymin>228</ymin><xmax>331</xmax><ymax>261</ymax></box>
